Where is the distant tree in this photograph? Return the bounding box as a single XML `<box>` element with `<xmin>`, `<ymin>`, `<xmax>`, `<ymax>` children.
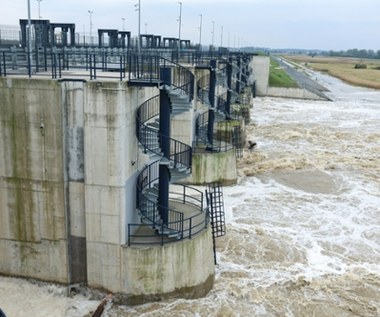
<box><xmin>358</xmin><ymin>49</ymin><xmax>368</xmax><ymax>58</ymax></box>
<box><xmin>367</xmin><ymin>50</ymin><xmax>376</xmax><ymax>58</ymax></box>
<box><xmin>327</xmin><ymin>48</ymin><xmax>380</xmax><ymax>59</ymax></box>
<box><xmin>347</xmin><ymin>48</ymin><xmax>359</xmax><ymax>57</ymax></box>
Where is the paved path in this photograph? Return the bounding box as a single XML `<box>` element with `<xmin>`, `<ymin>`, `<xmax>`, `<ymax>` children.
<box><xmin>272</xmin><ymin>56</ymin><xmax>331</xmax><ymax>100</ymax></box>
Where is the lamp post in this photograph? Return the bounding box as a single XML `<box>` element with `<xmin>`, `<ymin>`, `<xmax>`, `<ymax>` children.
<box><xmin>220</xmin><ymin>25</ymin><xmax>223</xmax><ymax>47</ymax></box>
<box><xmin>199</xmin><ymin>14</ymin><xmax>202</xmax><ymax>49</ymax></box>
<box><xmin>211</xmin><ymin>20</ymin><xmax>215</xmax><ymax>49</ymax></box>
<box><xmin>88</xmin><ymin>10</ymin><xmax>93</xmax><ymax>44</ymax></box>
<box><xmin>135</xmin><ymin>0</ymin><xmax>141</xmax><ymax>53</ymax></box>
<box><xmin>122</xmin><ymin>17</ymin><xmax>125</xmax><ymax>31</ymax></box>
<box><xmin>36</xmin><ymin>0</ymin><xmax>42</xmax><ymax>19</ymax></box>
<box><xmin>27</xmin><ymin>0</ymin><xmax>32</xmax><ymax>77</ymax></box>
<box><xmin>178</xmin><ymin>1</ymin><xmax>182</xmax><ymax>51</ymax></box>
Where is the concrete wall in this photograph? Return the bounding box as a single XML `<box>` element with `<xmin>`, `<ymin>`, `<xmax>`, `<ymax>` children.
<box><xmin>84</xmin><ymin>82</ymin><xmax>156</xmax><ymax>290</ymax></box>
<box><xmin>186</xmin><ymin>149</ymin><xmax>237</xmax><ymax>185</ymax></box>
<box><xmin>0</xmin><ymin>78</ymin><xmax>156</xmax><ymax>285</ymax></box>
<box><xmin>0</xmin><ymin>75</ymin><xmax>217</xmax><ymax>303</ymax></box>
<box><xmin>171</xmin><ymin>108</ymin><xmax>194</xmax><ymax>146</ymax></box>
<box><xmin>267</xmin><ymin>87</ymin><xmax>327</xmax><ymax>100</ymax></box>
<box><xmin>61</xmin><ymin>80</ymin><xmax>87</xmax><ymax>283</ymax></box>
<box><xmin>121</xmin><ymin>228</ymin><xmax>215</xmax><ymax>305</ymax></box>
<box><xmin>0</xmin><ymin>78</ymin><xmax>68</xmax><ymax>283</ymax></box>
<box><xmin>250</xmin><ymin>56</ymin><xmax>270</xmax><ymax>96</ymax></box>
<box><xmin>249</xmin><ymin>56</ymin><xmax>327</xmax><ymax>100</ymax></box>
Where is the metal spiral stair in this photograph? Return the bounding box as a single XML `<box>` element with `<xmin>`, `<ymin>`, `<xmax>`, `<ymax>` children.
<box><xmin>196</xmin><ymin>73</ymin><xmax>227</xmax><ymax>147</ymax></box>
<box><xmin>195</xmin><ymin>57</ymin><xmax>251</xmax><ymax>152</ymax></box>
<box><xmin>135</xmin><ymin>69</ymin><xmax>194</xmax><ymax>239</ymax></box>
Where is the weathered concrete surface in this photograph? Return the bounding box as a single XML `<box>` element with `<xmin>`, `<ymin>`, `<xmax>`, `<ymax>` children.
<box><xmin>86</xmin><ymin>229</ymin><xmax>215</xmax><ymax>305</ymax></box>
<box><xmin>0</xmin><ymin>77</ymin><xmax>68</xmax><ymax>282</ymax></box>
<box><xmin>250</xmin><ymin>56</ymin><xmax>270</xmax><ymax>96</ymax></box>
<box><xmin>119</xmin><ymin>228</ymin><xmax>215</xmax><ymax>305</ymax></box>
<box><xmin>83</xmin><ymin>82</ymin><xmax>155</xmax><ymax>291</ymax></box>
<box><xmin>267</xmin><ymin>87</ymin><xmax>327</xmax><ymax>100</ymax></box>
<box><xmin>186</xmin><ymin>148</ymin><xmax>237</xmax><ymax>185</ymax></box>
<box><xmin>61</xmin><ymin>80</ymin><xmax>87</xmax><ymax>283</ymax></box>
<box><xmin>251</xmin><ymin>55</ymin><xmax>330</xmax><ymax>100</ymax></box>
<box><xmin>0</xmin><ymin>75</ymin><xmax>216</xmax><ymax>301</ymax></box>
<box><xmin>170</xmin><ymin>108</ymin><xmax>194</xmax><ymax>146</ymax></box>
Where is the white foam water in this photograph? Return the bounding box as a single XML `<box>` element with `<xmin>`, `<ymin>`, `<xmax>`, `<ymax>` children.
<box><xmin>0</xmin><ymin>277</ymin><xmax>98</xmax><ymax>317</ymax></box>
<box><xmin>1</xmin><ymin>72</ymin><xmax>379</xmax><ymax>316</ymax></box>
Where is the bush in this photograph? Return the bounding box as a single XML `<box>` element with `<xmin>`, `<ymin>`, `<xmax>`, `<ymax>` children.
<box><xmin>354</xmin><ymin>63</ymin><xmax>367</xmax><ymax>69</ymax></box>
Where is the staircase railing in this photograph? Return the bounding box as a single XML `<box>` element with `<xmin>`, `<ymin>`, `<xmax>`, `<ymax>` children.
<box><xmin>194</xmin><ymin>113</ymin><xmax>234</xmax><ymax>153</ymax></box>
<box><xmin>136</xmin><ymin>161</ymin><xmax>185</xmax><ymax>226</ymax></box>
<box><xmin>216</xmin><ymin>92</ymin><xmax>228</xmax><ymax>115</ymax></box>
<box><xmin>195</xmin><ymin>60</ymin><xmax>248</xmax><ymax>153</ymax></box>
<box><xmin>128</xmin><ymin>53</ymin><xmax>194</xmax><ymax>100</ymax></box>
<box><xmin>131</xmin><ymin>55</ymin><xmax>209</xmax><ymax>245</ymax></box>
<box><xmin>197</xmin><ymin>73</ymin><xmax>211</xmax><ymax>105</ymax></box>
<box><xmin>131</xmin><ymin>161</ymin><xmax>207</xmax><ymax>246</ymax></box>
<box><xmin>136</xmin><ymin>95</ymin><xmax>192</xmax><ymax>168</ymax></box>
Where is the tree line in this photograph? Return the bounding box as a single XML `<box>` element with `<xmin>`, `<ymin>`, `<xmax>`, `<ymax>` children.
<box><xmin>325</xmin><ymin>49</ymin><xmax>380</xmax><ymax>59</ymax></box>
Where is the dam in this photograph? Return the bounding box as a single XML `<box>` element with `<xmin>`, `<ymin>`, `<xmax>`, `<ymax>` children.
<box><xmin>0</xmin><ymin>19</ymin><xmax>256</xmax><ymax>304</ymax></box>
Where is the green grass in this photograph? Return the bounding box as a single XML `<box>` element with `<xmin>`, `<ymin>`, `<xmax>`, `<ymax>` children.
<box><xmin>268</xmin><ymin>58</ymin><xmax>299</xmax><ymax>88</ymax></box>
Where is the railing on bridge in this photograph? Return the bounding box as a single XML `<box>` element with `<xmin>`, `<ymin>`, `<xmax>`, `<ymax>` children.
<box><xmin>0</xmin><ymin>46</ymin><xmax>234</xmax><ymax>81</ymax></box>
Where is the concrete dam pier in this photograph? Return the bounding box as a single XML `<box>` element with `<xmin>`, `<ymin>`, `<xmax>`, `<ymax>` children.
<box><xmin>0</xmin><ymin>45</ymin><xmax>255</xmax><ymax>303</ymax></box>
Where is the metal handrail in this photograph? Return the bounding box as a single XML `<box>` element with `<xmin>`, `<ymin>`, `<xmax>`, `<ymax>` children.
<box><xmin>127</xmin><ymin>208</ymin><xmax>208</xmax><ymax>246</ymax></box>
<box><xmin>216</xmin><ymin>92</ymin><xmax>227</xmax><ymax>115</ymax></box>
<box><xmin>0</xmin><ymin>52</ymin><xmax>6</xmax><ymax>76</ymax></box>
<box><xmin>128</xmin><ymin>53</ymin><xmax>194</xmax><ymax>100</ymax></box>
<box><xmin>132</xmin><ymin>161</ymin><xmax>207</xmax><ymax>246</ymax></box>
<box><xmin>0</xmin><ymin>48</ymin><xmax>129</xmax><ymax>80</ymax></box>
<box><xmin>169</xmin><ymin>58</ymin><xmax>194</xmax><ymax>100</ymax></box>
<box><xmin>132</xmin><ymin>54</ymin><xmax>203</xmax><ymax>245</ymax></box>
<box><xmin>0</xmin><ymin>47</ymin><xmax>253</xmax><ymax>79</ymax></box>
<box><xmin>194</xmin><ymin>110</ymin><xmax>236</xmax><ymax>153</ymax></box>
<box><xmin>197</xmin><ymin>73</ymin><xmax>210</xmax><ymax>105</ymax></box>
<box><xmin>136</xmin><ymin>95</ymin><xmax>192</xmax><ymax>168</ymax></box>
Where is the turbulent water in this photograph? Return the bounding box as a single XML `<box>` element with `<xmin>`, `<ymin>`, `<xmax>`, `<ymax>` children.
<box><xmin>1</xmin><ymin>72</ymin><xmax>379</xmax><ymax>316</ymax></box>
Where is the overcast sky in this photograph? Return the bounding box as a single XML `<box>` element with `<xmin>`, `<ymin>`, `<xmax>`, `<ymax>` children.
<box><xmin>1</xmin><ymin>0</ymin><xmax>379</xmax><ymax>51</ymax></box>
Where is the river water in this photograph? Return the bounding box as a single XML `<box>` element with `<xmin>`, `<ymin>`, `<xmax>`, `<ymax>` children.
<box><xmin>1</xmin><ymin>72</ymin><xmax>379</xmax><ymax>316</ymax></box>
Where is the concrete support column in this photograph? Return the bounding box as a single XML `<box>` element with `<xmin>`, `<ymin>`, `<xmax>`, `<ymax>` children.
<box><xmin>207</xmin><ymin>60</ymin><xmax>216</xmax><ymax>148</ymax></box>
<box><xmin>236</xmin><ymin>57</ymin><xmax>241</xmax><ymax>94</ymax></box>
<box><xmin>20</xmin><ymin>22</ymin><xmax>27</xmax><ymax>47</ymax></box>
<box><xmin>226</xmin><ymin>57</ymin><xmax>232</xmax><ymax>118</ymax></box>
<box><xmin>241</xmin><ymin>56</ymin><xmax>248</xmax><ymax>86</ymax></box>
<box><xmin>50</xmin><ymin>26</ymin><xmax>56</xmax><ymax>47</ymax></box>
<box><xmin>62</xmin><ymin>28</ymin><xmax>68</xmax><ymax>47</ymax></box>
<box><xmin>70</xmin><ymin>28</ymin><xmax>76</xmax><ymax>46</ymax></box>
<box><xmin>158</xmin><ymin>67</ymin><xmax>171</xmax><ymax>225</ymax></box>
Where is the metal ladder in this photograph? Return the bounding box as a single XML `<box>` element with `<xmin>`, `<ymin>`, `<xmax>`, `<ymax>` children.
<box><xmin>232</xmin><ymin>125</ymin><xmax>244</xmax><ymax>159</ymax></box>
<box><xmin>206</xmin><ymin>182</ymin><xmax>226</xmax><ymax>264</ymax></box>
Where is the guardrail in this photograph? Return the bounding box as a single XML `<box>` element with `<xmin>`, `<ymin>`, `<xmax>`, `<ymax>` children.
<box><xmin>136</xmin><ymin>94</ymin><xmax>192</xmax><ymax>169</ymax></box>
<box><xmin>131</xmin><ymin>160</ymin><xmax>208</xmax><ymax>246</ymax></box>
<box><xmin>131</xmin><ymin>53</ymin><xmax>207</xmax><ymax>246</ymax></box>
<box><xmin>0</xmin><ymin>47</ymin><xmax>234</xmax><ymax>81</ymax></box>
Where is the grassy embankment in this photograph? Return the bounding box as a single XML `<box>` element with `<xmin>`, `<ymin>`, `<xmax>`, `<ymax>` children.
<box><xmin>268</xmin><ymin>58</ymin><xmax>298</xmax><ymax>88</ymax></box>
<box><xmin>284</xmin><ymin>55</ymin><xmax>380</xmax><ymax>90</ymax></box>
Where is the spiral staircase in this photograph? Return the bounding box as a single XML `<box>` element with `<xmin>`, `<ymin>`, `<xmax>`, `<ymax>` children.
<box><xmin>131</xmin><ymin>56</ymin><xmax>209</xmax><ymax>244</ymax></box>
<box><xmin>128</xmin><ymin>53</ymin><xmax>252</xmax><ymax>245</ymax></box>
<box><xmin>195</xmin><ymin>56</ymin><xmax>247</xmax><ymax>152</ymax></box>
